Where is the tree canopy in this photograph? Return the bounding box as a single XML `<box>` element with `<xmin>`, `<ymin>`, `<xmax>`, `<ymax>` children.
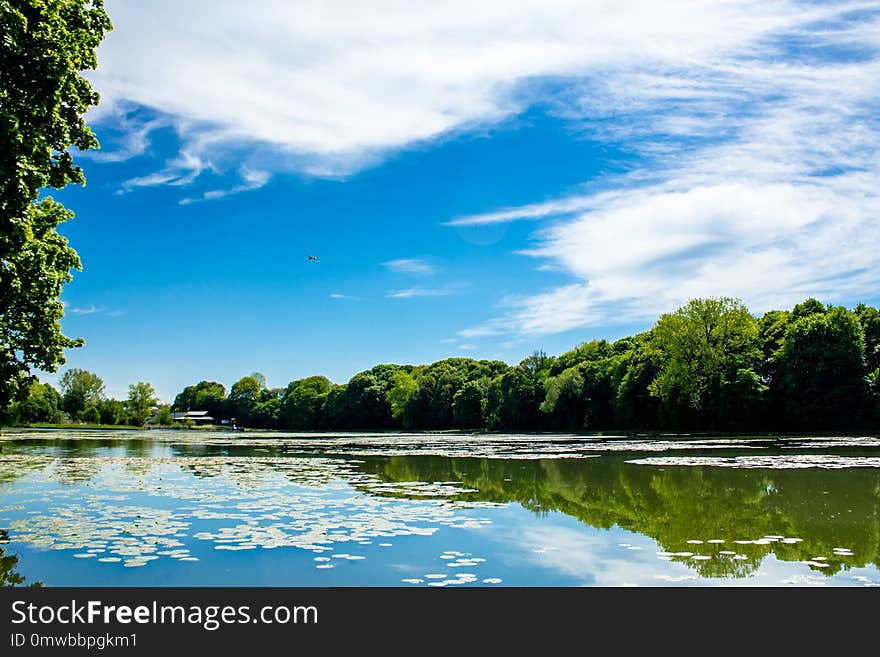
<box><xmin>0</xmin><ymin>0</ymin><xmax>112</xmax><ymax>408</ymax></box>
<box><xmin>126</xmin><ymin>381</ymin><xmax>158</xmax><ymax>425</ymax></box>
<box><xmin>58</xmin><ymin>367</ymin><xmax>104</xmax><ymax>419</ymax></box>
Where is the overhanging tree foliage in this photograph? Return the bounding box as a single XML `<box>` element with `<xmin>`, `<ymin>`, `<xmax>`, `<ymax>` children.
<box><xmin>0</xmin><ymin>0</ymin><xmax>112</xmax><ymax>407</ymax></box>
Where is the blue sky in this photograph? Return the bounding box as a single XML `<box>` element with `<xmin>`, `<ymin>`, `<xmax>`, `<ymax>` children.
<box><xmin>42</xmin><ymin>1</ymin><xmax>880</xmax><ymax>401</ymax></box>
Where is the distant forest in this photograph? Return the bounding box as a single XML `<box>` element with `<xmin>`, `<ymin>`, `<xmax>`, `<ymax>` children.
<box><xmin>5</xmin><ymin>297</ymin><xmax>880</xmax><ymax>432</ymax></box>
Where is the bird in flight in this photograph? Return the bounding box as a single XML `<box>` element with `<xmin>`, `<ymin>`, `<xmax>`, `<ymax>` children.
<box><xmin>307</xmin><ymin>254</ymin><xmax>320</xmax><ymax>262</ymax></box>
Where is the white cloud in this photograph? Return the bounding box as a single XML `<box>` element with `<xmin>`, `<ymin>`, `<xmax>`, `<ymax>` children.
<box><xmin>180</xmin><ymin>168</ymin><xmax>270</xmax><ymax>205</ymax></box>
<box><xmin>456</xmin><ymin>4</ymin><xmax>880</xmax><ymax>337</ymax></box>
<box><xmin>386</xmin><ymin>287</ymin><xmax>454</xmax><ymax>299</ymax></box>
<box><xmin>120</xmin><ymin>151</ymin><xmax>206</xmax><ymax>192</ymax></box>
<box><xmin>67</xmin><ymin>305</ymin><xmax>105</xmax><ymax>315</ymax></box>
<box><xmin>90</xmin><ymin>0</ymin><xmax>837</xmax><ymax>185</ymax></box>
<box><xmin>447</xmin><ymin>194</ymin><xmax>599</xmax><ymax>226</ymax></box>
<box><xmin>382</xmin><ymin>258</ymin><xmax>437</xmax><ymax>275</ymax></box>
<box><xmin>65</xmin><ymin>304</ymin><xmax>126</xmax><ymax>318</ymax></box>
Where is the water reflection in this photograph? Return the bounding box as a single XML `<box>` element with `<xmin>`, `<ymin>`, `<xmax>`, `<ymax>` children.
<box><xmin>1</xmin><ymin>530</ymin><xmax>40</xmax><ymax>587</ymax></box>
<box><xmin>0</xmin><ymin>430</ymin><xmax>878</xmax><ymax>585</ymax></box>
<box><xmin>360</xmin><ymin>455</ymin><xmax>880</xmax><ymax>577</ymax></box>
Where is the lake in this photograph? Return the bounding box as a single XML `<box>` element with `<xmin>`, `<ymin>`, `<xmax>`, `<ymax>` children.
<box><xmin>1</xmin><ymin>429</ymin><xmax>879</xmax><ymax>587</ymax></box>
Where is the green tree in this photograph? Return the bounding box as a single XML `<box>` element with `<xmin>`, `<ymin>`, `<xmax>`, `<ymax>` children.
<box><xmin>58</xmin><ymin>368</ymin><xmax>104</xmax><ymax>418</ymax></box>
<box><xmin>610</xmin><ymin>333</ymin><xmax>662</xmax><ymax>429</ymax></box>
<box><xmin>757</xmin><ymin>309</ymin><xmax>792</xmax><ymax>427</ymax></box>
<box><xmin>790</xmin><ymin>297</ymin><xmax>826</xmax><ymax>321</ymax></box>
<box><xmin>98</xmin><ymin>398</ymin><xmax>126</xmax><ymax>425</ymax></box>
<box><xmin>452</xmin><ymin>379</ymin><xmax>486</xmax><ymax>429</ymax></box>
<box><xmin>777</xmin><ymin>305</ymin><xmax>867</xmax><ymax>428</ymax></box>
<box><xmin>549</xmin><ymin>341</ymin><xmax>609</xmax><ymax>376</ymax></box>
<box><xmin>854</xmin><ymin>304</ymin><xmax>880</xmax><ymax>373</ymax></box>
<box><xmin>80</xmin><ymin>404</ymin><xmax>100</xmax><ymax>424</ymax></box>
<box><xmin>521</xmin><ymin>350</ymin><xmax>554</xmax><ymax>377</ymax></box>
<box><xmin>0</xmin><ymin>0</ymin><xmax>112</xmax><ymax>409</ymax></box>
<box><xmin>281</xmin><ymin>376</ymin><xmax>332</xmax><ymax>429</ymax></box>
<box><xmin>251</xmin><ymin>397</ymin><xmax>281</xmax><ymax>428</ymax></box>
<box><xmin>868</xmin><ymin>368</ymin><xmax>880</xmax><ymax>424</ymax></box>
<box><xmin>148</xmin><ymin>403</ymin><xmax>173</xmax><ymax>426</ymax></box>
<box><xmin>540</xmin><ymin>366</ymin><xmax>586</xmax><ymax>430</ymax></box>
<box><xmin>339</xmin><ymin>366</ymin><xmax>398</xmax><ymax>429</ymax></box>
<box><xmin>228</xmin><ymin>376</ymin><xmax>261</xmax><ymax>425</ymax></box>
<box><xmin>320</xmin><ymin>384</ymin><xmax>348</xmax><ymax>429</ymax></box>
<box><xmin>126</xmin><ymin>381</ymin><xmax>157</xmax><ymax>425</ymax></box>
<box><xmin>173</xmin><ymin>381</ymin><xmax>227</xmax><ymax>418</ymax></box>
<box><xmin>484</xmin><ymin>365</ymin><xmax>544</xmax><ymax>431</ymax></box>
<box><xmin>387</xmin><ymin>370</ymin><xmax>418</xmax><ymax>424</ymax></box>
<box><xmin>649</xmin><ymin>297</ymin><xmax>762</xmax><ymax>429</ymax></box>
<box><xmin>15</xmin><ymin>381</ymin><xmax>61</xmax><ymax>423</ymax></box>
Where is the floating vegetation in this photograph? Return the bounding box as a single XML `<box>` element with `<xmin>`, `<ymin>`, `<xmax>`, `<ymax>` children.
<box><xmin>0</xmin><ymin>452</ymin><xmax>503</xmax><ymax>576</ymax></box>
<box><xmin>626</xmin><ymin>455</ymin><xmax>880</xmax><ymax>469</ymax></box>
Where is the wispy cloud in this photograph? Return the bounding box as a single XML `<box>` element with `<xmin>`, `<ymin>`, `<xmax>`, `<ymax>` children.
<box><xmin>65</xmin><ymin>304</ymin><xmax>126</xmax><ymax>318</ymax></box>
<box><xmin>180</xmin><ymin>168</ymin><xmax>270</xmax><ymax>205</ymax></box>
<box><xmin>67</xmin><ymin>305</ymin><xmax>105</xmax><ymax>315</ymax></box>
<box><xmin>446</xmin><ymin>194</ymin><xmax>599</xmax><ymax>227</ymax></box>
<box><xmin>82</xmin><ymin>103</ymin><xmax>170</xmax><ymax>163</ymax></box>
<box><xmin>386</xmin><ymin>287</ymin><xmax>454</xmax><ymax>299</ymax></box>
<box><xmin>457</xmin><ymin>4</ymin><xmax>880</xmax><ymax>338</ymax></box>
<box><xmin>119</xmin><ymin>151</ymin><xmax>206</xmax><ymax>192</ymax></box>
<box><xmin>382</xmin><ymin>258</ymin><xmax>437</xmax><ymax>275</ymax></box>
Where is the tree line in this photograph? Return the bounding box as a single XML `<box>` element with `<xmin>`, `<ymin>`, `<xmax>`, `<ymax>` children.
<box><xmin>2</xmin><ymin>370</ymin><xmax>164</xmax><ymax>428</ymax></box>
<box><xmin>5</xmin><ymin>297</ymin><xmax>878</xmax><ymax>432</ymax></box>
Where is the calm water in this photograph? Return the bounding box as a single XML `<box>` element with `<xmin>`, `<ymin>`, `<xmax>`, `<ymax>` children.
<box><xmin>1</xmin><ymin>429</ymin><xmax>879</xmax><ymax>587</ymax></box>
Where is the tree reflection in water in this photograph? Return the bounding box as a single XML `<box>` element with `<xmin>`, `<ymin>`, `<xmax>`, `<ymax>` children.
<box><xmin>0</xmin><ymin>530</ymin><xmax>40</xmax><ymax>587</ymax></box>
<box><xmin>359</xmin><ymin>454</ymin><xmax>880</xmax><ymax>578</ymax></box>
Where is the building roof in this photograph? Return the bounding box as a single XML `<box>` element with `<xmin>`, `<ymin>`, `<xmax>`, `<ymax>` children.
<box><xmin>171</xmin><ymin>411</ymin><xmax>215</xmax><ymax>421</ymax></box>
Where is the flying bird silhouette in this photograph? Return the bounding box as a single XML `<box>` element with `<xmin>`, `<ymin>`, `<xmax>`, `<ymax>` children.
<box><xmin>307</xmin><ymin>254</ymin><xmax>320</xmax><ymax>262</ymax></box>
